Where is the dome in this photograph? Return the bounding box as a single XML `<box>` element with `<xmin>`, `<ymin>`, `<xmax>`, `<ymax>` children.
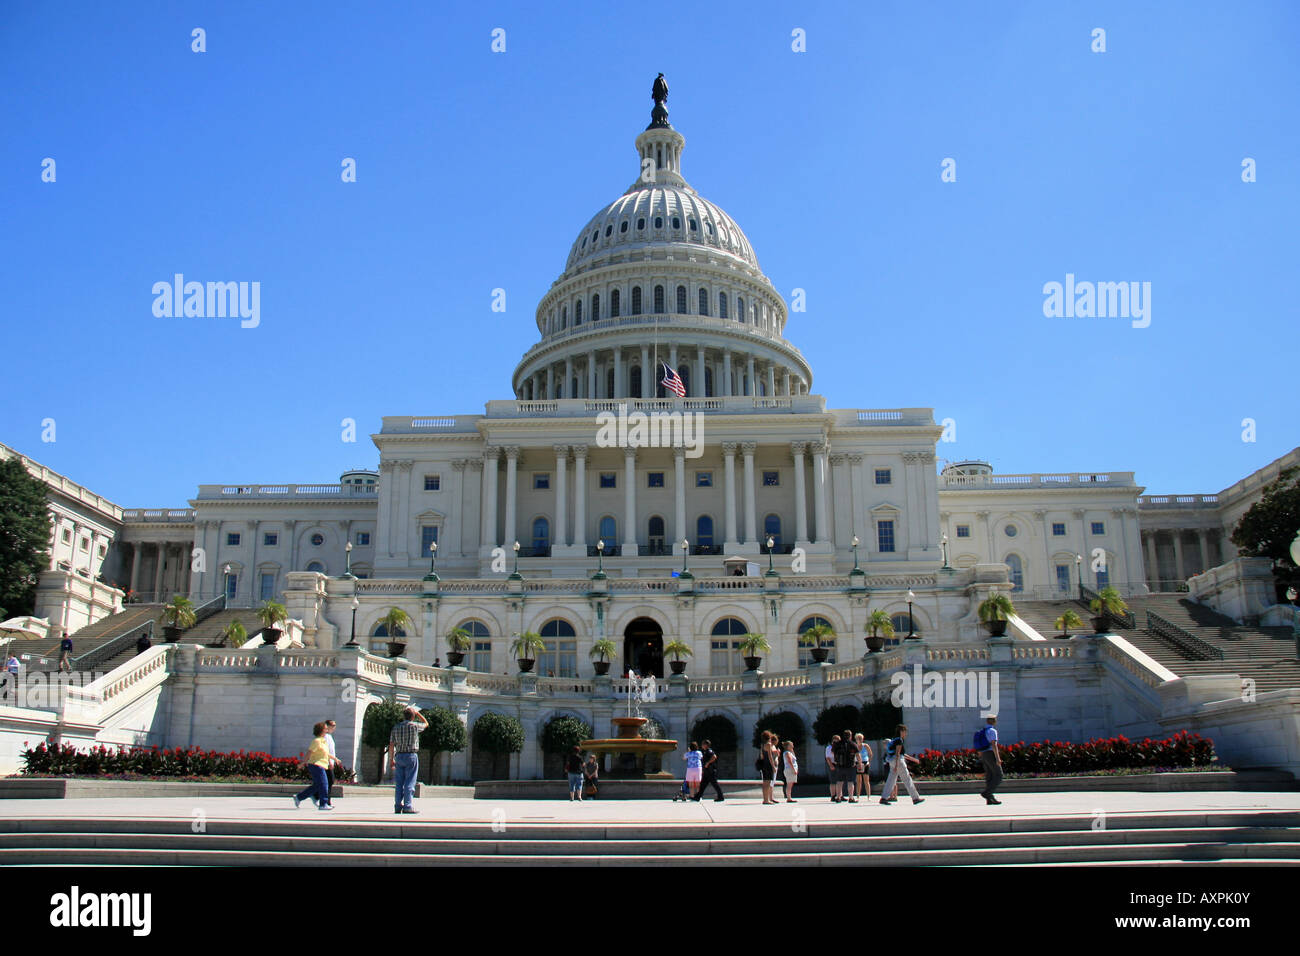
<box><xmin>564</xmin><ymin>184</ymin><xmax>761</xmax><ymax>274</ymax></box>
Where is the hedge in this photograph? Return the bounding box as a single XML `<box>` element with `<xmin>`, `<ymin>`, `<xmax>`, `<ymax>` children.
<box><xmin>20</xmin><ymin>742</ymin><xmax>357</xmax><ymax>782</ymax></box>
<box><xmin>912</xmin><ymin>732</ymin><xmax>1215</xmax><ymax>776</ymax></box>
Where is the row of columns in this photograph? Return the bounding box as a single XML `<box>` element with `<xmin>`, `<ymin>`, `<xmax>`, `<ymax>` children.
<box><xmin>522</xmin><ymin>345</ymin><xmax>806</xmax><ymax>400</ymax></box>
<box><xmin>1142</xmin><ymin>528</ymin><xmax>1229</xmax><ymax>588</ymax></box>
<box><xmin>479</xmin><ymin>441</ymin><xmax>833</xmax><ymax>551</ymax></box>
<box><xmin>125</xmin><ymin>540</ymin><xmax>189</xmax><ymax>599</ymax></box>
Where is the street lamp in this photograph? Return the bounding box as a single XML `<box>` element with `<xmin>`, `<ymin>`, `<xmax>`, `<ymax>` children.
<box><xmin>346</xmin><ymin>596</ymin><xmax>359</xmax><ymax>647</ymax></box>
<box><xmin>596</xmin><ymin>539</ymin><xmax>605</xmax><ymax>575</ymax></box>
<box><xmin>680</xmin><ymin>538</ymin><xmax>691</xmax><ymax>575</ymax></box>
<box><xmin>344</xmin><ymin>541</ymin><xmax>355</xmax><ymax>579</ymax></box>
<box><xmin>1288</xmin><ymin>588</ymin><xmax>1299</xmax><ymax>654</ymax></box>
<box><xmin>1076</xmin><ymin>554</ymin><xmax>1084</xmax><ymax>600</ymax></box>
<box><xmin>509</xmin><ymin>540</ymin><xmax>521</xmax><ymax>580</ymax></box>
<box><xmin>940</xmin><ymin>533</ymin><xmax>951</xmax><ymax>570</ymax></box>
<box><xmin>766</xmin><ymin>536</ymin><xmax>777</xmax><ymax>577</ymax></box>
<box><xmin>223</xmin><ymin>564</ymin><xmax>231</xmax><ymax>605</ymax></box>
<box><xmin>851</xmin><ymin>535</ymin><xmax>861</xmax><ymax>572</ymax></box>
<box><xmin>905</xmin><ymin>589</ymin><xmax>917</xmax><ymax>639</ymax></box>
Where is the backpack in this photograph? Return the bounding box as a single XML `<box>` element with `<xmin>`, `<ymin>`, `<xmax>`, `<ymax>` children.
<box><xmin>973</xmin><ymin>726</ymin><xmax>992</xmax><ymax>750</ymax></box>
<box><xmin>885</xmin><ymin>738</ymin><xmax>899</xmax><ymax>759</ymax></box>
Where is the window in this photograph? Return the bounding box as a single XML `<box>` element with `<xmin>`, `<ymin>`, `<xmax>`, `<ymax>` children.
<box><xmin>259</xmin><ymin>573</ymin><xmax>275</xmax><ymax>602</ymax></box>
<box><xmin>695</xmin><ymin>471</ymin><xmax>712</xmax><ymax>487</ymax></box>
<box><xmin>598</xmin><ymin>516</ymin><xmax>617</xmax><ymax>542</ymax></box>
<box><xmin>648</xmin><ymin>516</ymin><xmax>665</xmax><ymax>551</ymax></box>
<box><xmin>890</xmin><ymin>613</ymin><xmax>918</xmax><ymax>642</ymax></box>
<box><xmin>227</xmin><ymin>533</ymin><xmax>241</xmax><ymax>547</ymax></box>
<box><xmin>98</xmin><ymin>544</ymin><xmax>107</xmax><ymax>558</ymax></box>
<box><xmin>263</xmin><ymin>532</ymin><xmax>278</xmax><ymax>547</ymax></box>
<box><xmin>1052</xmin><ymin>522</ymin><xmax>1066</xmax><ymax>536</ymax></box>
<box><xmin>310</xmin><ymin>533</ymin><xmax>324</xmax><ymax>547</ymax></box>
<box><xmin>1055</xmin><ymin>564</ymin><xmax>1071</xmax><ymax>593</ymax></box>
<box><xmin>604</xmin><ymin>225</ymin><xmax>612</xmax><ymax>237</ymax></box>
<box><xmin>420</xmin><ymin>525</ymin><xmax>439</xmax><ymax>558</ymax></box>
<box><xmin>225</xmin><ymin>573</ymin><xmax>238</xmax><ymax>600</ymax></box>
<box><xmin>61</xmin><ymin>529</ymin><xmax>71</xmax><ymax>544</ymax></box>
<box><xmin>654</xmin><ymin>285</ymin><xmax>664</xmax><ymax>314</ymax></box>
<box><xmin>1096</xmin><ymin>566</ymin><xmax>1110</xmax><ymax>589</ymax></box>
<box><xmin>874</xmin><ymin>468</ymin><xmax>892</xmax><ymax>485</ymax></box>
<box><xmin>797</xmin><ymin>615</ymin><xmax>836</xmax><ymax>666</ymax></box>
<box><xmin>737</xmin><ymin>296</ymin><xmax>745</xmax><ymax>322</ymax></box>
<box><xmin>630</xmin><ymin>365</ymin><xmax>642</xmax><ymax>397</ymax></box>
<box><xmin>762</xmin><ymin>471</ymin><xmax>779</xmax><ymax>487</ymax></box>
<box><xmin>1005</xmin><ymin>554</ymin><xmax>1024</xmax><ymax>592</ymax></box>
<box><xmin>696</xmin><ymin>515</ymin><xmax>714</xmax><ymax>548</ymax></box>
<box><xmin>764</xmin><ymin>514</ymin><xmax>782</xmax><ymax>550</ymax></box>
<box><xmin>538</xmin><ymin>619</ymin><xmax>577</xmax><ymax>677</ymax></box>
<box><xmin>610</xmin><ymin>288</ymin><xmax>620</xmax><ymax>317</ymax></box>
<box><xmin>647</xmin><ymin>472</ymin><xmax>664</xmax><ymax>488</ymax></box>
<box><xmin>1091</xmin><ymin>521</ymin><xmax>1106</xmax><ymax>536</ymax></box>
<box><xmin>424</xmin><ymin>475</ymin><xmax>441</xmax><ymax>491</ymax></box>
<box><xmin>599</xmin><ymin>472</ymin><xmax>616</xmax><ymax>489</ymax></box>
<box><xmin>688</xmin><ymin>218</ymin><xmax>698</xmax><ymax>232</ymax></box>
<box><xmin>619</xmin><ymin>221</ymin><xmax>628</xmax><ymax>233</ymax></box>
<box><xmin>533</xmin><ymin>473</ymin><xmax>550</xmax><ymax>490</ymax></box>
<box><xmin>956</xmin><ymin>525</ymin><xmax>971</xmax><ymax>538</ymax></box>
<box><xmin>676</xmin><ymin>286</ymin><xmax>687</xmax><ymax>313</ymax></box>
<box><xmin>575</xmin><ymin>299</ymin><xmax>583</xmax><ymax>324</ymax></box>
<box><xmin>672</xmin><ymin>216</ymin><xmax>681</xmax><ymax>229</ymax></box>
<box><xmin>698</xmin><ymin>288</ymin><xmax>709</xmax><ymax>315</ymax></box>
<box><xmin>877</xmin><ymin>520</ymin><xmax>895</xmax><ymax>553</ymax></box>
<box><xmin>460</xmin><ymin>620</ymin><xmax>491</xmax><ymax>672</ymax></box>
<box><xmin>710</xmin><ymin>617</ymin><xmax>747</xmax><ymax>674</ymax></box>
<box><xmin>306</xmin><ymin>561</ymin><xmax>325</xmax><ymax>573</ymax></box>
<box><xmin>532</xmin><ymin>517</ymin><xmax>550</xmax><ymax>552</ymax></box>
<box><xmin>79</xmin><ymin>536</ymin><xmax>89</xmax><ymax>551</ymax></box>
<box><xmin>631</xmin><ymin>287</ymin><xmax>641</xmax><ymax>314</ymax></box>
<box><xmin>1004</xmin><ymin>525</ymin><xmax>1018</xmax><ymax>538</ymax></box>
<box><xmin>356</xmin><ymin>532</ymin><xmax>370</xmax><ymax>546</ymax></box>
<box><xmin>636</xmin><ymin>218</ymin><xmax>645</xmax><ymax>230</ymax></box>
<box><xmin>654</xmin><ymin>216</ymin><xmax>663</xmax><ymax>229</ymax></box>
<box><xmin>718</xmin><ymin>293</ymin><xmax>728</xmax><ymax>318</ymax></box>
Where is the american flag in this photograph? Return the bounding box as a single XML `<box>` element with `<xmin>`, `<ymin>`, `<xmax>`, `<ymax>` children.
<box><xmin>660</xmin><ymin>362</ymin><xmax>686</xmax><ymax>397</ymax></box>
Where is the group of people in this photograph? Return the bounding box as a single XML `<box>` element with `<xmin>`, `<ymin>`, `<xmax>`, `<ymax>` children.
<box><xmin>564</xmin><ymin>747</ymin><xmax>602</xmax><ymax>801</ymax></box>
<box><xmin>293</xmin><ymin>719</ymin><xmax>345</xmax><ymax>811</ymax></box>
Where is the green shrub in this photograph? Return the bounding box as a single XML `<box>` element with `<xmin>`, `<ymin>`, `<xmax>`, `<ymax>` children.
<box><xmin>752</xmin><ymin>710</ymin><xmax>805</xmax><ymax>749</ymax></box>
<box><xmin>541</xmin><ymin>715</ymin><xmax>593</xmax><ymax>754</ymax></box>
<box><xmin>473</xmin><ymin>712</ymin><xmax>525</xmax><ymax>755</ymax></box>
<box><xmin>812</xmin><ymin>703</ymin><xmax>860</xmax><ymax>745</ymax></box>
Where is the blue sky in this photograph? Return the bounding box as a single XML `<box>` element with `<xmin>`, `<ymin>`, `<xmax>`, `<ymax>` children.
<box><xmin>2</xmin><ymin>1</ymin><xmax>1296</xmax><ymax>507</ymax></box>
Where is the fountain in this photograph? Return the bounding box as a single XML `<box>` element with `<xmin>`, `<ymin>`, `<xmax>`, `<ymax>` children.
<box><xmin>578</xmin><ymin>674</ymin><xmax>678</xmax><ymax>778</ymax></box>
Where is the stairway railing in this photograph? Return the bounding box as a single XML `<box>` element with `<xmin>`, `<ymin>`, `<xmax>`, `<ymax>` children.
<box><xmin>1145</xmin><ymin>610</ymin><xmax>1224</xmax><ymax>661</ymax></box>
<box><xmin>191</xmin><ymin>594</ymin><xmax>227</xmax><ymax>627</ymax></box>
<box><xmin>1078</xmin><ymin>586</ymin><xmax>1137</xmax><ymax>630</ymax></box>
<box><xmin>71</xmin><ymin>619</ymin><xmax>155</xmax><ymax>672</ymax></box>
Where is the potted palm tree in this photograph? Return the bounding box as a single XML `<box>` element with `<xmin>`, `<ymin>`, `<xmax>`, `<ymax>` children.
<box><xmin>664</xmin><ymin>639</ymin><xmax>694</xmax><ymax>675</ymax></box>
<box><xmin>445</xmin><ymin>626</ymin><xmax>471</xmax><ymax>666</ymax></box>
<box><xmin>978</xmin><ymin>592</ymin><xmax>1016</xmax><ymax>637</ymax></box>
<box><xmin>159</xmin><ymin>595</ymin><xmax>196</xmax><ymax>642</ymax></box>
<box><xmin>803</xmin><ymin>622</ymin><xmax>835</xmax><ymax>663</ymax></box>
<box><xmin>209</xmin><ymin>619</ymin><xmax>246</xmax><ymax>649</ymax></box>
<box><xmin>1089</xmin><ymin>586</ymin><xmax>1129</xmax><ymax>634</ymax></box>
<box><xmin>864</xmin><ymin>609</ymin><xmax>894</xmax><ymax>653</ymax></box>
<box><xmin>511</xmin><ymin>631</ymin><xmax>546</xmax><ymax>672</ymax></box>
<box><xmin>1054</xmin><ymin>610</ymin><xmax>1084</xmax><ymax>640</ymax></box>
<box><xmin>738</xmin><ymin>633</ymin><xmax>770</xmax><ymax>671</ymax></box>
<box><xmin>379</xmin><ymin>606</ymin><xmax>412</xmax><ymax>658</ymax></box>
<box><xmin>256</xmin><ymin>600</ymin><xmax>289</xmax><ymax>648</ymax></box>
<box><xmin>589</xmin><ymin>637</ymin><xmax>617</xmax><ymax>676</ymax></box>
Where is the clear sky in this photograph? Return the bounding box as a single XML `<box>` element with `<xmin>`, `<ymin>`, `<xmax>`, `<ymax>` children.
<box><xmin>2</xmin><ymin>1</ymin><xmax>1296</xmax><ymax>507</ymax></box>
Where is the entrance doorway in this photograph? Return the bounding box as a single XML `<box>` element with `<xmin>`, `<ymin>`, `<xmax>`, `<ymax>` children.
<box><xmin>623</xmin><ymin>617</ymin><xmax>664</xmax><ymax>678</ymax></box>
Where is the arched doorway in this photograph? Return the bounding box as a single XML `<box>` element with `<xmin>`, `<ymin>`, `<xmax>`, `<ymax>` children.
<box><xmin>623</xmin><ymin>617</ymin><xmax>664</xmax><ymax>678</ymax></box>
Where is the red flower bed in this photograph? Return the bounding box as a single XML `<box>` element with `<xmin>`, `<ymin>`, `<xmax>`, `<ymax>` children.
<box><xmin>912</xmin><ymin>732</ymin><xmax>1215</xmax><ymax>777</ymax></box>
<box><xmin>19</xmin><ymin>742</ymin><xmax>356</xmax><ymax>783</ymax></box>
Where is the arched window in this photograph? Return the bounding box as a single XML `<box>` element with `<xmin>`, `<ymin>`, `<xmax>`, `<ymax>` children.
<box><xmin>711</xmin><ymin>617</ymin><xmax>747</xmax><ymax>636</ymax></box>
<box><xmin>599</xmin><ymin>515</ymin><xmax>617</xmax><ymax>544</ymax></box>
<box><xmin>698</xmin><ymin>288</ymin><xmax>709</xmax><ymax>315</ymax></box>
<box><xmin>797</xmin><ymin>615</ymin><xmax>837</xmax><ymax>666</ymax></box>
<box><xmin>718</xmin><ymin>292</ymin><xmax>728</xmax><ymax>318</ymax></box>
<box><xmin>561</xmin><ymin>306</ymin><xmax>567</xmax><ymax>330</ymax></box>
<box><xmin>710</xmin><ymin>616</ymin><xmax>747</xmax><ymax>674</ymax></box>
<box><xmin>590</xmin><ymin>294</ymin><xmax>599</xmax><ymax>321</ymax></box>
<box><xmin>736</xmin><ymin>296</ymin><xmax>745</xmax><ymax>322</ymax></box>
<box><xmin>372</xmin><ymin>619</ymin><xmax>407</xmax><ymax>655</ymax></box>
<box><xmin>305</xmin><ymin>561</ymin><xmax>325</xmax><ymax>574</ymax></box>
<box><xmin>696</xmin><ymin>515</ymin><xmax>714</xmax><ymax>549</ymax></box>
<box><xmin>610</xmin><ymin>288</ymin><xmax>620</xmax><ymax>318</ymax></box>
<box><xmin>654</xmin><ymin>285</ymin><xmax>664</xmax><ymax>314</ymax></box>
<box><xmin>654</xmin><ymin>216</ymin><xmax>663</xmax><ymax>229</ymax></box>
<box><xmin>539</xmin><ymin>619</ymin><xmax>578</xmax><ymax>677</ymax></box>
<box><xmin>631</xmin><ymin>287</ymin><xmax>642</xmax><ymax>314</ymax></box>
<box><xmin>704</xmin><ymin>367</ymin><xmax>713</xmax><ymax>397</ymax></box>
<box><xmin>1096</xmin><ymin>562</ymin><xmax>1110</xmax><ymax>590</ymax></box>
<box><xmin>676</xmin><ymin>285</ymin><xmax>687</xmax><ymax>314</ymax></box>
<box><xmin>532</xmin><ymin>517</ymin><xmax>550</xmax><ymax>553</ymax></box>
<box><xmin>1005</xmin><ymin>554</ymin><xmax>1024</xmax><ymax>592</ymax></box>
<box><xmin>457</xmin><ymin>619</ymin><xmax>491</xmax><ymax>672</ymax></box>
<box><xmin>629</xmin><ymin>365</ymin><xmax>642</xmax><ymax>397</ymax></box>
<box><xmin>764</xmin><ymin>514</ymin><xmax>782</xmax><ymax>551</ymax></box>
<box><xmin>648</xmin><ymin>515</ymin><xmax>665</xmax><ymax>553</ymax></box>
<box><xmin>606</xmin><ymin>368</ymin><xmax>615</xmax><ymax>398</ymax></box>
<box><xmin>890</xmin><ymin>612</ymin><xmax>919</xmax><ymax>642</ymax></box>
<box><xmin>574</xmin><ymin>299</ymin><xmax>582</xmax><ymax>325</ymax></box>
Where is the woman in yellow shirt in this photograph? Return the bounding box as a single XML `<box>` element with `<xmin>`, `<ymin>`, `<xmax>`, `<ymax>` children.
<box><xmin>294</xmin><ymin>722</ymin><xmax>334</xmax><ymax>810</ymax></box>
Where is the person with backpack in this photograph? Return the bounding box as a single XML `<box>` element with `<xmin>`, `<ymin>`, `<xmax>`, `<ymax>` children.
<box><xmin>833</xmin><ymin>729</ymin><xmax>860</xmax><ymax>803</ymax></box>
<box><xmin>976</xmin><ymin>715</ymin><xmax>1003</xmax><ymax>805</ymax></box>
<box><xmin>880</xmin><ymin>724</ymin><xmax>924</xmax><ymax>806</ymax></box>
<box><xmin>57</xmin><ymin>633</ymin><xmax>73</xmax><ymax>673</ymax></box>
<box><xmin>853</xmin><ymin>733</ymin><xmax>872</xmax><ymax>799</ymax></box>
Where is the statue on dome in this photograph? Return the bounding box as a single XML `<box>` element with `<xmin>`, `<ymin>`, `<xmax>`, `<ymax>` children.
<box><xmin>652</xmin><ymin>73</ymin><xmax>668</xmax><ymax>105</ymax></box>
<box><xmin>648</xmin><ymin>73</ymin><xmax>671</xmax><ymax>129</ymax></box>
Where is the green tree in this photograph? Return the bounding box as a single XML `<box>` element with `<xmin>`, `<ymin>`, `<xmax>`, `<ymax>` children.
<box><xmin>1232</xmin><ymin>466</ymin><xmax>1300</xmax><ymax>594</ymax></box>
<box><xmin>812</xmin><ymin>703</ymin><xmax>861</xmax><ymax>746</ymax></box>
<box><xmin>361</xmin><ymin>698</ymin><xmax>408</xmax><ymax>782</ymax></box>
<box><xmin>690</xmin><ymin>714</ymin><xmax>738</xmax><ymax>752</ymax></box>
<box><xmin>752</xmin><ymin>710</ymin><xmax>805</xmax><ymax>749</ymax></box>
<box><xmin>859</xmin><ymin>696</ymin><xmax>903</xmax><ymax>740</ymax></box>
<box><xmin>420</xmin><ymin>706</ymin><xmax>467</xmax><ymax>783</ymax></box>
<box><xmin>473</xmin><ymin>712</ymin><xmax>525</xmax><ymax>779</ymax></box>
<box><xmin>541</xmin><ymin>715</ymin><xmax>593</xmax><ymax>754</ymax></box>
<box><xmin>0</xmin><ymin>457</ymin><xmax>51</xmax><ymax>618</ymax></box>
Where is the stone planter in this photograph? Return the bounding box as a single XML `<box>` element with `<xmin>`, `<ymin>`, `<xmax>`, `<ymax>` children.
<box><xmin>669</xmin><ymin>660</ymin><xmax>686</xmax><ymax>675</ymax></box>
<box><xmin>517</xmin><ymin>658</ymin><xmax>535</xmax><ymax>673</ymax></box>
<box><xmin>984</xmin><ymin>620</ymin><xmax>1008</xmax><ymax>638</ymax></box>
<box><xmin>162</xmin><ymin>626</ymin><xmax>182</xmax><ymax>643</ymax></box>
<box><xmin>386</xmin><ymin>641</ymin><xmax>407</xmax><ymax>658</ymax></box>
<box><xmin>1091</xmin><ymin>616</ymin><xmax>1109</xmax><ymax>634</ymax></box>
<box><xmin>263</xmin><ymin>627</ymin><xmax>282</xmax><ymax>647</ymax></box>
<box><xmin>865</xmin><ymin>636</ymin><xmax>885</xmax><ymax>653</ymax></box>
<box><xmin>446</xmin><ymin>651</ymin><xmax>465</xmax><ymax>666</ymax></box>
<box><xmin>810</xmin><ymin>647</ymin><xmax>830</xmax><ymax>663</ymax></box>
<box><xmin>743</xmin><ymin>656</ymin><xmax>762</xmax><ymax>671</ymax></box>
<box><xmin>593</xmin><ymin>661</ymin><xmax>611</xmax><ymax>676</ymax></box>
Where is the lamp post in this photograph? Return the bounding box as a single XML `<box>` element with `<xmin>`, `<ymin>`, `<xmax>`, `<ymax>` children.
<box><xmin>1288</xmin><ymin>587</ymin><xmax>1299</xmax><ymax>656</ymax></box>
<box><xmin>346</xmin><ymin>596</ymin><xmax>359</xmax><ymax>647</ymax></box>
<box><xmin>426</xmin><ymin>541</ymin><xmax>438</xmax><ymax>578</ymax></box>
<box><xmin>509</xmin><ymin>540</ymin><xmax>521</xmax><ymax>580</ymax></box>
<box><xmin>940</xmin><ymin>533</ymin><xmax>951</xmax><ymax>570</ymax></box>
<box><xmin>851</xmin><ymin>535</ymin><xmax>860</xmax><ymax>572</ymax></box>
<box><xmin>1076</xmin><ymin>554</ymin><xmax>1084</xmax><ymax>601</ymax></box>
<box><xmin>905</xmin><ymin>589</ymin><xmax>917</xmax><ymax>639</ymax></box>
<box><xmin>596</xmin><ymin>539</ymin><xmax>605</xmax><ymax>575</ymax></box>
<box><xmin>680</xmin><ymin>538</ymin><xmax>690</xmax><ymax>575</ymax></box>
<box><xmin>223</xmin><ymin>564</ymin><xmax>231</xmax><ymax>606</ymax></box>
<box><xmin>766</xmin><ymin>536</ymin><xmax>776</xmax><ymax>576</ymax></box>
<box><xmin>344</xmin><ymin>541</ymin><xmax>355</xmax><ymax>579</ymax></box>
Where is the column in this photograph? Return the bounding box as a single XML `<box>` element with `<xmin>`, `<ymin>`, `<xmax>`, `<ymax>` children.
<box><xmin>766</xmin><ymin>364</ymin><xmax>775</xmax><ymax>397</ymax></box>
<box><xmin>723</xmin><ymin>352</ymin><xmax>732</xmax><ymax>397</ymax></box>
<box><xmin>696</xmin><ymin>346</ymin><xmax>705</xmax><ymax>400</ymax></box>
<box><xmin>613</xmin><ymin>349</ymin><xmax>623</xmax><ymax>399</ymax></box>
<box><xmin>622</xmin><ymin>450</ymin><xmax>637</xmax><ymax>550</ymax></box>
<box><xmin>546</xmin><ymin>366</ymin><xmax>554</xmax><ymax>400</ymax></box>
<box><xmin>741</xmin><ymin>442</ymin><xmax>757</xmax><ymax>545</ymax></box>
<box><xmin>783</xmin><ymin>370</ymin><xmax>791</xmax><ymax>396</ymax></box>
<box><xmin>674</xmin><ymin>448</ymin><xmax>686</xmax><ymax>546</ymax></box>
<box><xmin>1196</xmin><ymin>529</ymin><xmax>1209</xmax><ymax>575</ymax></box>
<box><xmin>640</xmin><ymin>346</ymin><xmax>650</xmax><ymax>398</ymax></box>
<box><xmin>564</xmin><ymin>357</ymin><xmax>574</xmax><ymax>399</ymax></box>
<box><xmin>1074</xmin><ymin>509</ymin><xmax>1089</xmax><ymax>587</ymax></box>
<box><xmin>153</xmin><ymin>542</ymin><xmax>165</xmax><ymax>599</ymax></box>
<box><xmin>572</xmin><ymin>446</ymin><xmax>588</xmax><ymax>549</ymax></box>
<box><xmin>722</xmin><ymin>442</ymin><xmax>739</xmax><ymax>547</ymax></box>
<box><xmin>812</xmin><ymin>442</ymin><xmax>830</xmax><ymax>545</ymax></box>
<box><xmin>669</xmin><ymin>345</ymin><xmax>678</xmax><ymax>379</ymax></box>
<box><xmin>449</xmin><ymin>463</ymin><xmax>466</xmax><ymax>555</ymax></box>
<box><xmin>503</xmin><ymin>447</ymin><xmax>520</xmax><ymax>548</ymax></box>
<box><xmin>1172</xmin><ymin>531</ymin><xmax>1186</xmax><ymax>585</ymax></box>
<box><xmin>129</xmin><ymin>543</ymin><xmax>142</xmax><ymax>593</ymax></box>
<box><xmin>554</xmin><ymin>445</ymin><xmax>569</xmax><ymax>548</ymax></box>
<box><xmin>587</xmin><ymin>350</ymin><xmax>596</xmax><ymax>399</ymax></box>
<box><xmin>1145</xmin><ymin>532</ymin><xmax>1159</xmax><ymax>589</ymax></box>
<box><xmin>791</xmin><ymin>443</ymin><xmax>809</xmax><ymax>544</ymax></box>
<box><xmin>481</xmin><ymin>448</ymin><xmax>499</xmax><ymax>548</ymax></box>
<box><xmin>746</xmin><ymin>355</ymin><xmax>755</xmax><ymax>396</ymax></box>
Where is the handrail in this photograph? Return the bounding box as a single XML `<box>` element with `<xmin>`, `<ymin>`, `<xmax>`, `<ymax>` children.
<box><xmin>1079</xmin><ymin>585</ymin><xmax>1137</xmax><ymax>629</ymax></box>
<box><xmin>71</xmin><ymin>619</ymin><xmax>154</xmax><ymax>671</ymax></box>
<box><xmin>191</xmin><ymin>594</ymin><xmax>227</xmax><ymax>627</ymax></box>
<box><xmin>1145</xmin><ymin>610</ymin><xmax>1224</xmax><ymax>661</ymax></box>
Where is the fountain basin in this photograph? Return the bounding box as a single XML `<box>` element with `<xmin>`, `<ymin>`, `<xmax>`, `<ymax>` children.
<box><xmin>579</xmin><ymin>716</ymin><xmax>678</xmax><ymax>779</ymax></box>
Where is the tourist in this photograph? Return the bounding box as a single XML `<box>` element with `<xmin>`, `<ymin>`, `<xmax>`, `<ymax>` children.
<box><xmin>387</xmin><ymin>706</ymin><xmax>427</xmax><ymax>814</ymax></box>
<box><xmin>323</xmin><ymin>719</ymin><xmax>342</xmax><ymax>793</ymax></box>
<box><xmin>293</xmin><ymin>722</ymin><xmax>333</xmax><ymax>810</ymax></box>
<box><xmin>977</xmin><ymin>715</ymin><xmax>1003</xmax><ymax>805</ymax></box>
<box><xmin>880</xmin><ymin>724</ymin><xmax>924</xmax><ymax>806</ymax></box>
<box><xmin>432</xmin><ymin>657</ymin><xmax>440</xmax><ymax>668</ymax></box>
<box><xmin>758</xmin><ymin>730</ymin><xmax>778</xmax><ymax>805</ymax></box>
<box><xmin>565</xmin><ymin>745</ymin><xmax>585</xmax><ymax>801</ymax></box>
<box><xmin>692</xmin><ymin>739</ymin><xmax>724</xmax><ymax>802</ymax></box>
<box><xmin>854</xmin><ymin>733</ymin><xmax>872</xmax><ymax>800</ymax></box>
<box><xmin>834</xmin><ymin>729</ymin><xmax>859</xmax><ymax>803</ymax></box>
<box><xmin>683</xmin><ymin>741</ymin><xmax>703</xmax><ymax>799</ymax></box>
<box><xmin>582</xmin><ymin>752</ymin><xmax>600</xmax><ymax>799</ymax></box>
<box><xmin>2</xmin><ymin>653</ymin><xmax>17</xmax><ymax>700</ymax></box>
<box><xmin>781</xmin><ymin>740</ymin><xmax>798</xmax><ymax>802</ymax></box>
<box><xmin>57</xmin><ymin>633</ymin><xmax>72</xmax><ymax>673</ymax></box>
<box><xmin>826</xmin><ymin>734</ymin><xmax>841</xmax><ymax>802</ymax></box>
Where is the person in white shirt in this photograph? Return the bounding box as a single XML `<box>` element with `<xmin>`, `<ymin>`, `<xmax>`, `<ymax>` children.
<box><xmin>826</xmin><ymin>736</ymin><xmax>841</xmax><ymax>802</ymax></box>
<box><xmin>323</xmin><ymin>719</ymin><xmax>344</xmax><ymax>799</ymax></box>
<box><xmin>3</xmin><ymin>655</ymin><xmax>18</xmax><ymax>701</ymax></box>
<box><xmin>781</xmin><ymin>740</ymin><xmax>799</xmax><ymax>802</ymax></box>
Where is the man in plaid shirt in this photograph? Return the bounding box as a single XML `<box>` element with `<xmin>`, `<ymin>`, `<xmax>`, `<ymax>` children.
<box><xmin>387</xmin><ymin>706</ymin><xmax>428</xmax><ymax>814</ymax></box>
